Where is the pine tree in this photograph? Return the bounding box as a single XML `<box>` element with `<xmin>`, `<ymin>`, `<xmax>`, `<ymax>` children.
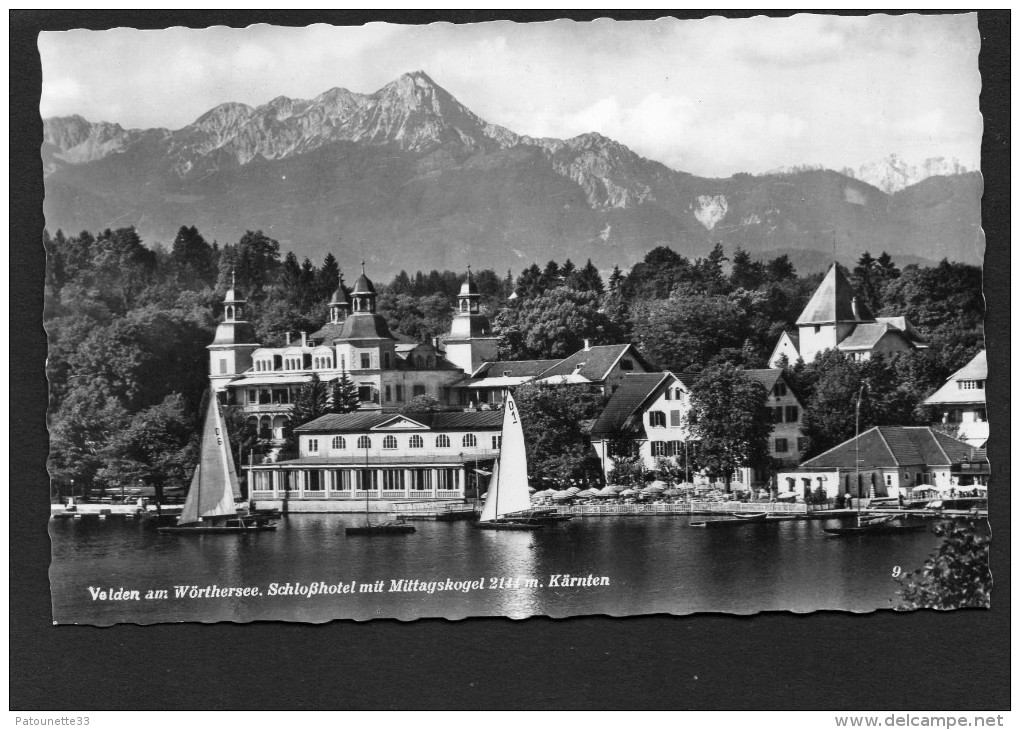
<box><xmin>329</xmin><ymin>369</ymin><xmax>361</xmax><ymax>414</ymax></box>
<box><xmin>317</xmin><ymin>252</ymin><xmax>340</xmax><ymax>301</ymax></box>
<box><xmin>608</xmin><ymin>265</ymin><xmax>624</xmax><ymax>294</ymax></box>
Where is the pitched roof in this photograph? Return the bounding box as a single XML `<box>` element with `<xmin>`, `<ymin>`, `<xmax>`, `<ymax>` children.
<box><xmin>742</xmin><ymin>368</ymin><xmax>782</xmax><ymax>392</ymax></box>
<box><xmin>800</xmin><ymin>426</ymin><xmax>976</xmax><ymax>470</ymax></box>
<box><xmin>538</xmin><ymin>344</ymin><xmax>649</xmax><ymax>382</ymax></box>
<box><xmin>471</xmin><ymin>360</ymin><xmax>560</xmax><ymax>379</ymax></box>
<box><xmin>338</xmin><ymin>312</ymin><xmax>394</xmax><ymax>340</ymax></box>
<box><xmin>796</xmin><ymin>265</ymin><xmax>872</xmax><ymax>325</ymax></box>
<box><xmin>949</xmin><ymin>350</ymin><xmax>987</xmax><ymax>381</ymax></box>
<box><xmin>836</xmin><ymin>322</ymin><xmax>898</xmax><ymax>351</ymax></box>
<box><xmin>296</xmin><ymin>410</ymin><xmax>504</xmax><ymax>433</ymax></box>
<box><xmin>589</xmin><ymin>372</ymin><xmax>672</xmax><ymax>436</ymax></box>
<box><xmin>876</xmin><ymin>316</ymin><xmax>927</xmax><ymax>344</ymax></box>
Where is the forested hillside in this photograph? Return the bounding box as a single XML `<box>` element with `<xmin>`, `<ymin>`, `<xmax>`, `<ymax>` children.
<box><xmin>45</xmin><ymin>224</ymin><xmax>984</xmax><ymax>494</ymax></box>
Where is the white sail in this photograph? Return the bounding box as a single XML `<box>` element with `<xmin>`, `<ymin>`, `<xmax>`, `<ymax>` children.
<box><xmin>178</xmin><ymin>394</ymin><xmax>239</xmax><ymax>524</ymax></box>
<box><xmin>479</xmin><ymin>393</ymin><xmax>534</xmax><ymax>521</ymax></box>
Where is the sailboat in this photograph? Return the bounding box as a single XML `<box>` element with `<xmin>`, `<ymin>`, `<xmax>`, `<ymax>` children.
<box><xmin>345</xmin><ymin>438</ymin><xmax>414</xmax><ymax>535</ymax></box>
<box><xmin>159</xmin><ymin>393</ymin><xmax>277</xmax><ymax>534</ymax></box>
<box><xmin>475</xmin><ymin>392</ymin><xmax>572</xmax><ymax>530</ymax></box>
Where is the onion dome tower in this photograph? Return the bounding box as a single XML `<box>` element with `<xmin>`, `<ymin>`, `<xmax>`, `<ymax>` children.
<box><xmin>327</xmin><ymin>283</ymin><xmax>351</xmax><ymax>324</ymax></box>
<box><xmin>337</xmin><ymin>262</ymin><xmax>396</xmax><ymax>372</ymax></box>
<box><xmin>445</xmin><ymin>266</ymin><xmax>499</xmax><ymax>375</ymax></box>
<box><xmin>208</xmin><ymin>271</ymin><xmax>260</xmax><ymax>391</ymax></box>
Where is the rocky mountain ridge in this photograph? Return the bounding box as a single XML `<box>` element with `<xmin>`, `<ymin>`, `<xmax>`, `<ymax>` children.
<box><xmin>42</xmin><ymin>71</ymin><xmax>984</xmax><ymax>275</ymax></box>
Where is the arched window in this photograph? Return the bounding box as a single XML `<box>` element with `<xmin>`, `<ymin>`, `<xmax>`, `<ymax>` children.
<box><xmin>331</xmin><ymin>436</ymin><xmax>346</xmax><ymax>450</ymax></box>
<box><xmin>357</xmin><ymin>436</ymin><xmax>371</xmax><ymax>450</ymax></box>
<box><xmin>383</xmin><ymin>435</ymin><xmax>397</xmax><ymax>450</ymax></box>
<box><xmin>409</xmin><ymin>435</ymin><xmax>423</xmax><ymax>449</ymax></box>
<box><xmin>462</xmin><ymin>434</ymin><xmax>477</xmax><ymax>448</ymax></box>
<box><xmin>436</xmin><ymin>434</ymin><xmax>450</xmax><ymax>448</ymax></box>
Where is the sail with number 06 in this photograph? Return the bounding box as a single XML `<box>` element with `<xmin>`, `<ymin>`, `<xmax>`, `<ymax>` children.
<box><xmin>479</xmin><ymin>392</ymin><xmax>534</xmax><ymax>522</ymax></box>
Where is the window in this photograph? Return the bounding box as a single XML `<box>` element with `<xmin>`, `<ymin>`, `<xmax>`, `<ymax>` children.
<box><xmin>357</xmin><ymin>470</ymin><xmax>377</xmax><ymax>490</ymax></box>
<box><xmin>409</xmin><ymin>435</ymin><xmax>424</xmax><ymax>449</ymax></box>
<box><xmin>958</xmin><ymin>380</ymin><xmax>984</xmax><ymax>390</ymax></box>
<box><xmin>385</xmin><ymin>385</ymin><xmax>392</xmax><ymax>402</ymax></box>
<box><xmin>436</xmin><ymin>434</ymin><xmax>450</xmax><ymax>448</ymax></box>
<box><xmin>307</xmin><ymin>439</ymin><xmax>319</xmax><ymax>454</ymax></box>
<box><xmin>975</xmin><ymin>408</ymin><xmax>987</xmax><ymax>422</ymax></box>
<box><xmin>775</xmin><ymin>382</ymin><xmax>788</xmax><ymax>397</ymax></box>
<box><xmin>785</xmin><ymin>406</ymin><xmax>799</xmax><ymax>423</ymax></box>
<box><xmin>396</xmin><ymin>385</ymin><xmax>404</xmax><ymax>401</ymax></box>
<box><xmin>383</xmin><ymin>435</ymin><xmax>397</xmax><ymax>450</ymax></box>
<box><xmin>219</xmin><ymin>359</ymin><xmax>228</xmax><ymax>374</ymax></box>
<box><xmin>436</xmin><ymin>468</ymin><xmax>458</xmax><ymax>490</ymax></box>
<box><xmin>774</xmin><ymin>438</ymin><xmax>788</xmax><ymax>453</ymax></box>
<box><xmin>674</xmin><ymin>388</ymin><xmax>683</xmax><ymax>400</ymax></box>
<box><xmin>664</xmin><ymin>389</ymin><xmax>671</xmax><ymax>401</ymax></box>
<box><xmin>357</xmin><ymin>436</ymin><xmax>371</xmax><ymax>449</ymax></box>
<box><xmin>331</xmin><ymin>436</ymin><xmax>346</xmax><ymax>450</ymax></box>
<box><xmin>358</xmin><ymin>385</ymin><xmax>374</xmax><ymax>403</ymax></box>
<box><xmin>649</xmin><ymin>411</ymin><xmax>666</xmax><ymax>427</ymax></box>
<box><xmin>492</xmin><ymin>435</ymin><xmax>502</xmax><ymax>449</ymax></box>
<box><xmin>382</xmin><ymin>353</ymin><xmax>390</xmax><ymax>369</ymax></box>
<box><xmin>885</xmin><ymin>474</ymin><xmax>893</xmax><ymax>486</ymax></box>
<box><xmin>797</xmin><ymin>437</ymin><xmax>808</xmax><ymax>453</ymax></box>
<box><xmin>462</xmin><ymin>434</ymin><xmax>477</xmax><ymax>448</ymax></box>
<box><xmin>413</xmin><ymin>384</ymin><xmax>426</xmax><ymax>397</ymax></box>
<box><xmin>411</xmin><ymin>469</ymin><xmax>432</xmax><ymax>490</ymax></box>
<box><xmin>670</xmin><ymin>410</ymin><xmax>681</xmax><ymax>427</ymax></box>
<box><xmin>334</xmin><ymin>470</ymin><xmax>352</xmax><ymax>491</ymax></box>
<box><xmin>620</xmin><ymin>358</ymin><xmax>634</xmax><ymax>371</ymax></box>
<box><xmin>382</xmin><ymin>469</ymin><xmax>404</xmax><ymax>490</ymax></box>
<box><xmin>360</xmin><ymin>353</ymin><xmax>371</xmax><ymax>369</ymax></box>
<box><xmin>248</xmin><ymin>389</ymin><xmax>257</xmax><ymax>403</ymax></box>
<box><xmin>773</xmin><ymin>406</ymin><xmax>784</xmax><ymax>423</ymax></box>
<box><xmin>668</xmin><ymin>441</ymin><xmax>684</xmax><ymax>456</ymax></box>
<box><xmin>651</xmin><ymin>441</ymin><xmax>667</xmax><ymax>457</ymax></box>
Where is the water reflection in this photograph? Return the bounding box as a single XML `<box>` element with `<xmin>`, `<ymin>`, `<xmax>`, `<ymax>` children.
<box><xmin>50</xmin><ymin>514</ymin><xmax>951</xmax><ymax>625</ymax></box>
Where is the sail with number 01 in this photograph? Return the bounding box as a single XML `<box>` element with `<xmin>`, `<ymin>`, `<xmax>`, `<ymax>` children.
<box><xmin>177</xmin><ymin>394</ymin><xmax>239</xmax><ymax>525</ymax></box>
<box><xmin>479</xmin><ymin>392</ymin><xmax>534</xmax><ymax>522</ymax></box>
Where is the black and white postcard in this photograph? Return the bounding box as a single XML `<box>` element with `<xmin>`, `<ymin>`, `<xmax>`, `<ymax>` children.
<box><xmin>41</xmin><ymin>14</ymin><xmax>991</xmax><ymax>627</ymax></box>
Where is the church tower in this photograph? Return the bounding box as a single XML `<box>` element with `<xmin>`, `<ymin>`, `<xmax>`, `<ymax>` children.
<box><xmin>795</xmin><ymin>264</ymin><xmax>873</xmax><ymax>362</ymax></box>
<box><xmin>444</xmin><ymin>266</ymin><xmax>500</xmax><ymax>375</ymax></box>
<box><xmin>208</xmin><ymin>272</ymin><xmax>259</xmax><ymax>392</ymax></box>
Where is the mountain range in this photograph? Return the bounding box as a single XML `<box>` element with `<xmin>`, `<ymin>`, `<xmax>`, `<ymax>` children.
<box><xmin>42</xmin><ymin>71</ymin><xmax>984</xmax><ymax>276</ymax></box>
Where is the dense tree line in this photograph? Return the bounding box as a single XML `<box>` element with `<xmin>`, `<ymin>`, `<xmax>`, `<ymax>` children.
<box><xmin>45</xmin><ymin>222</ymin><xmax>984</xmax><ymax>495</ymax></box>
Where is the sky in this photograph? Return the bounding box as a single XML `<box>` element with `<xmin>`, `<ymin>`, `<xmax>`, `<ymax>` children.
<box><xmin>38</xmin><ymin>14</ymin><xmax>982</xmax><ymax>178</ymax></box>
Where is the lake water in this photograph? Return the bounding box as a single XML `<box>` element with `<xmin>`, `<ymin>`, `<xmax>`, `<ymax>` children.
<box><xmin>50</xmin><ymin>514</ymin><xmax>952</xmax><ymax>625</ymax></box>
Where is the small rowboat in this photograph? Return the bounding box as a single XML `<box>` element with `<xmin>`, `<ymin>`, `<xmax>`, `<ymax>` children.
<box><xmin>731</xmin><ymin>512</ymin><xmax>769</xmax><ymax>522</ymax></box>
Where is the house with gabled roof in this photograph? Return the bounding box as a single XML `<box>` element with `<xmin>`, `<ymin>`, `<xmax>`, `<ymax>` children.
<box><xmin>923</xmin><ymin>350</ymin><xmax>988</xmax><ymax>447</ymax></box>
<box><xmin>767</xmin><ymin>264</ymin><xmax>927</xmax><ymax>367</ymax></box>
<box><xmin>779</xmin><ymin>426</ymin><xmax>987</xmax><ymax>501</ymax></box>
<box><xmin>534</xmin><ymin>341</ymin><xmax>654</xmax><ymax>391</ymax></box>
<box><xmin>587</xmin><ymin>372</ymin><xmax>695</xmax><ymax>480</ymax></box>
<box><xmin>452</xmin><ymin>341</ymin><xmax>654</xmax><ymax>407</ymax></box>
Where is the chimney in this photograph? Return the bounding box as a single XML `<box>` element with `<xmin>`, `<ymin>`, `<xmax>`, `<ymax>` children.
<box><xmin>583</xmin><ymin>338</ymin><xmax>592</xmax><ymax>351</ymax></box>
<box><xmin>285</xmin><ymin>332</ymin><xmax>291</xmax><ymax>346</ymax></box>
<box><xmin>432</xmin><ymin>336</ymin><xmax>440</xmax><ymax>350</ymax></box>
<box><xmin>301</xmin><ymin>331</ymin><xmax>308</xmax><ymax>347</ymax></box>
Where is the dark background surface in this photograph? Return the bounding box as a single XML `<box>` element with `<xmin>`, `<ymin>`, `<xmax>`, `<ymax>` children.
<box><xmin>11</xmin><ymin>10</ymin><xmax>1009</xmax><ymax>710</ymax></box>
